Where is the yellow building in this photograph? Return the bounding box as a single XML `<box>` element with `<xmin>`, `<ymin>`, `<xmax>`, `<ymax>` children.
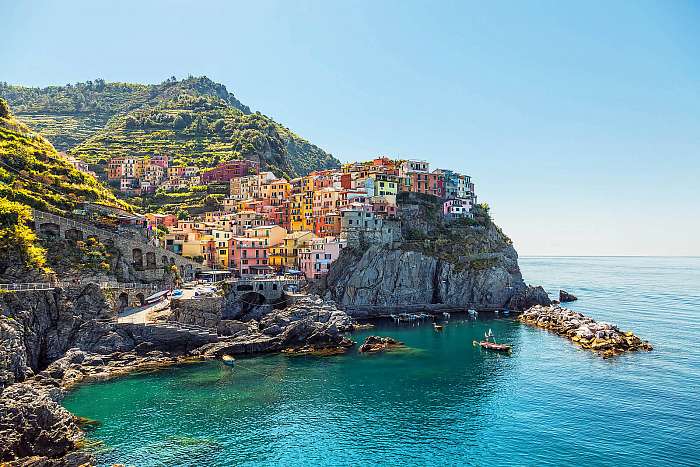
<box><xmin>289</xmin><ymin>176</ymin><xmax>315</xmax><ymax>232</ymax></box>
<box><xmin>244</xmin><ymin>225</ymin><xmax>287</xmax><ymax>247</ymax></box>
<box><xmin>212</xmin><ymin>229</ymin><xmax>232</xmax><ymax>268</ymax></box>
<box><xmin>181</xmin><ymin>232</ymin><xmax>214</xmax><ymax>266</ymax></box>
<box><xmin>269</xmin><ymin>231</ymin><xmax>314</xmax><ymax>269</ymax></box>
<box><xmin>260</xmin><ymin>178</ymin><xmax>291</xmax><ymax>206</ymax></box>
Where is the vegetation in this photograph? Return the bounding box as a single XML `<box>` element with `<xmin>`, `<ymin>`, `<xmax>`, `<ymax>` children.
<box><xmin>0</xmin><ymin>197</ymin><xmax>49</xmax><ymax>274</ymax></box>
<box><xmin>44</xmin><ymin>237</ymin><xmax>113</xmax><ymax>274</ymax></box>
<box><xmin>397</xmin><ymin>193</ymin><xmax>510</xmax><ymax>271</ymax></box>
<box><xmin>0</xmin><ymin>98</ymin><xmax>128</xmax><ymax>277</ymax></box>
<box><xmin>1</xmin><ymin>76</ymin><xmax>339</xmax><ymax>178</ymax></box>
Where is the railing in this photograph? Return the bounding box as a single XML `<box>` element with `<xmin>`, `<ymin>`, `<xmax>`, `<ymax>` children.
<box><xmin>0</xmin><ymin>283</ymin><xmax>55</xmax><ymax>291</ymax></box>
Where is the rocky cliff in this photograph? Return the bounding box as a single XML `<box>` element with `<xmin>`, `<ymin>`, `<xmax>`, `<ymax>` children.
<box><xmin>320</xmin><ymin>193</ymin><xmax>549</xmax><ymax>315</ymax></box>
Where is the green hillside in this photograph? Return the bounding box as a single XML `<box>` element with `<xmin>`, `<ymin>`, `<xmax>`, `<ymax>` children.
<box><xmin>0</xmin><ymin>98</ymin><xmax>128</xmax><ymax>278</ymax></box>
<box><xmin>0</xmin><ymin>76</ymin><xmax>339</xmax><ymax>178</ymax></box>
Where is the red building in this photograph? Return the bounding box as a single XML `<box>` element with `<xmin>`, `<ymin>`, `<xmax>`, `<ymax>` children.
<box><xmin>315</xmin><ymin>211</ymin><xmax>342</xmax><ymax>237</ymax></box>
<box><xmin>150</xmin><ymin>155</ymin><xmax>170</xmax><ymax>168</ymax></box>
<box><xmin>201</xmin><ymin>160</ymin><xmax>258</xmax><ymax>184</ymax></box>
<box><xmin>340</xmin><ymin>173</ymin><xmax>353</xmax><ymax>189</ymax></box>
<box><xmin>409</xmin><ymin>171</ymin><xmax>445</xmax><ymax>198</ymax></box>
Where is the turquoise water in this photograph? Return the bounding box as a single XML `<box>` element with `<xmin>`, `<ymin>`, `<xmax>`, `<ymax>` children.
<box><xmin>63</xmin><ymin>257</ymin><xmax>700</xmax><ymax>466</ymax></box>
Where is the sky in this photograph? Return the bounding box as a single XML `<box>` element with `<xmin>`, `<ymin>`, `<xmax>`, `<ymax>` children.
<box><xmin>3</xmin><ymin>0</ymin><xmax>699</xmax><ymax>256</ymax></box>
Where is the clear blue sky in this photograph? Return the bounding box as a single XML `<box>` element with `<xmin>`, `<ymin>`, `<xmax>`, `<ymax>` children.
<box><xmin>3</xmin><ymin>0</ymin><xmax>699</xmax><ymax>256</ymax></box>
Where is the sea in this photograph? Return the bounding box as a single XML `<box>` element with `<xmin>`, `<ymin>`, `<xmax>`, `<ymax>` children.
<box><xmin>62</xmin><ymin>257</ymin><xmax>700</xmax><ymax>466</ymax></box>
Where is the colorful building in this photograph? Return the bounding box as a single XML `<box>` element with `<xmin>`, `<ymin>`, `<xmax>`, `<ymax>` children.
<box><xmin>202</xmin><ymin>160</ymin><xmax>258</xmax><ymax>184</ymax></box>
<box><xmin>299</xmin><ymin>236</ymin><xmax>347</xmax><ymax>280</ymax></box>
<box><xmin>269</xmin><ymin>230</ymin><xmax>314</xmax><ymax>270</ymax></box>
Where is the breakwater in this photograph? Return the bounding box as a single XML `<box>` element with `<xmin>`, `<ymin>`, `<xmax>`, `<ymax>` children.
<box><xmin>518</xmin><ymin>304</ymin><xmax>652</xmax><ymax>358</ymax></box>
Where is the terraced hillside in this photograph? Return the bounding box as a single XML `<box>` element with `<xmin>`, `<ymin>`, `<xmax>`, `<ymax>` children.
<box><xmin>0</xmin><ymin>98</ymin><xmax>129</xmax><ymax>279</ymax></box>
<box><xmin>0</xmin><ymin>77</ymin><xmax>339</xmax><ymax>178</ymax></box>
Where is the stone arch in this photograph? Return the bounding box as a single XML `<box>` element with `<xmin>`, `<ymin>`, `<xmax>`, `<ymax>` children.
<box><xmin>146</xmin><ymin>251</ymin><xmax>157</xmax><ymax>269</ymax></box>
<box><xmin>240</xmin><ymin>291</ymin><xmax>266</xmax><ymax>306</ymax></box>
<box><xmin>237</xmin><ymin>284</ymin><xmax>254</xmax><ymax>292</ymax></box>
<box><xmin>136</xmin><ymin>293</ymin><xmax>146</xmax><ymax>306</ymax></box>
<box><xmin>132</xmin><ymin>248</ymin><xmax>144</xmax><ymax>270</ymax></box>
<box><xmin>39</xmin><ymin>222</ymin><xmax>60</xmax><ymax>237</ymax></box>
<box><xmin>65</xmin><ymin>228</ymin><xmax>83</xmax><ymax>241</ymax></box>
<box><xmin>162</xmin><ymin>255</ymin><xmax>169</xmax><ymax>266</ymax></box>
<box><xmin>118</xmin><ymin>292</ymin><xmax>129</xmax><ymax>311</ymax></box>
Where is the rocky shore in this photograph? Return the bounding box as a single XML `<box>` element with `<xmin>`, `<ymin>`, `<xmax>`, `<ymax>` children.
<box><xmin>0</xmin><ymin>288</ymin><xmax>358</xmax><ymax>465</ymax></box>
<box><xmin>518</xmin><ymin>305</ymin><xmax>652</xmax><ymax>358</ymax></box>
<box><xmin>358</xmin><ymin>336</ymin><xmax>405</xmax><ymax>353</ymax></box>
<box><xmin>196</xmin><ymin>296</ymin><xmax>357</xmax><ymax>358</ymax></box>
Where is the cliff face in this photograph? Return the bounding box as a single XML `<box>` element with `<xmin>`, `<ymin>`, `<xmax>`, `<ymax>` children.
<box><xmin>0</xmin><ymin>285</ymin><xmax>123</xmax><ymax>391</ymax></box>
<box><xmin>321</xmin><ymin>193</ymin><xmax>549</xmax><ymax>315</ymax></box>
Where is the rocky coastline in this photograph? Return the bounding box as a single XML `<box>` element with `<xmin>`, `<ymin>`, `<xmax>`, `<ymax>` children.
<box><xmin>358</xmin><ymin>335</ymin><xmax>405</xmax><ymax>353</ymax></box>
<box><xmin>0</xmin><ymin>290</ymin><xmax>359</xmax><ymax>465</ymax></box>
<box><xmin>518</xmin><ymin>304</ymin><xmax>653</xmax><ymax>358</ymax></box>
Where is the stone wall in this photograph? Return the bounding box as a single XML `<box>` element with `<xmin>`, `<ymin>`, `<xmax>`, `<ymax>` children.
<box><xmin>169</xmin><ymin>298</ymin><xmax>223</xmax><ymax>329</ymax></box>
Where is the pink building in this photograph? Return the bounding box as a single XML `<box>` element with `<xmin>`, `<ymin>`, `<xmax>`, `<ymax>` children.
<box><xmin>299</xmin><ymin>236</ymin><xmax>346</xmax><ymax>280</ymax></box>
<box><xmin>202</xmin><ymin>160</ymin><xmax>258</xmax><ymax>184</ymax></box>
<box><xmin>443</xmin><ymin>198</ymin><xmax>473</xmax><ymax>220</ymax></box>
<box><xmin>228</xmin><ymin>225</ymin><xmax>286</xmax><ymax>276</ymax></box>
<box><xmin>150</xmin><ymin>155</ymin><xmax>170</xmax><ymax>168</ymax></box>
<box><xmin>229</xmin><ymin>236</ymin><xmax>271</xmax><ymax>276</ymax></box>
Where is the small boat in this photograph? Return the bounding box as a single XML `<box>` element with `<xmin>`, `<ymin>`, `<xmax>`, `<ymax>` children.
<box><xmin>221</xmin><ymin>355</ymin><xmax>236</xmax><ymax>367</ymax></box>
<box><xmin>433</xmin><ymin>323</ymin><xmax>444</xmax><ymax>331</ymax></box>
<box><xmin>474</xmin><ymin>341</ymin><xmax>511</xmax><ymax>352</ymax></box>
<box><xmin>473</xmin><ymin>329</ymin><xmax>511</xmax><ymax>353</ymax></box>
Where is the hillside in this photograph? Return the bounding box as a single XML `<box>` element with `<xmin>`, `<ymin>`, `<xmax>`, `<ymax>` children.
<box><xmin>0</xmin><ymin>98</ymin><xmax>128</xmax><ymax>280</ymax></box>
<box><xmin>0</xmin><ymin>76</ymin><xmax>339</xmax><ymax>178</ymax></box>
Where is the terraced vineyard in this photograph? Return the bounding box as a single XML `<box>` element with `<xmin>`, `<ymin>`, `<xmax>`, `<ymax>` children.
<box><xmin>1</xmin><ymin>77</ymin><xmax>339</xmax><ymax>179</ymax></box>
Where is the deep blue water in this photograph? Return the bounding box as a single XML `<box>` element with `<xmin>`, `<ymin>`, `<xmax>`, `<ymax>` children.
<box><xmin>63</xmin><ymin>257</ymin><xmax>700</xmax><ymax>466</ymax></box>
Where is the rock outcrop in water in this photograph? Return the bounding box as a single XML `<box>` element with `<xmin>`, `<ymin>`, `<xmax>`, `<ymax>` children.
<box><xmin>319</xmin><ymin>193</ymin><xmax>550</xmax><ymax>315</ymax></box>
<box><xmin>197</xmin><ymin>295</ymin><xmax>355</xmax><ymax>357</ymax></box>
<box><xmin>358</xmin><ymin>336</ymin><xmax>405</xmax><ymax>353</ymax></box>
<box><xmin>559</xmin><ymin>290</ymin><xmax>578</xmax><ymax>302</ymax></box>
<box><xmin>518</xmin><ymin>305</ymin><xmax>652</xmax><ymax>358</ymax></box>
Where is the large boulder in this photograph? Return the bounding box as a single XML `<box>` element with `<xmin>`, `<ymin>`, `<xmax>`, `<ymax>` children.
<box><xmin>559</xmin><ymin>290</ymin><xmax>578</xmax><ymax>302</ymax></box>
<box><xmin>508</xmin><ymin>285</ymin><xmax>551</xmax><ymax>311</ymax></box>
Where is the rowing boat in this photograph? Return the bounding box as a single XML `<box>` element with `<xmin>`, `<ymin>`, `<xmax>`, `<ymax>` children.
<box><xmin>473</xmin><ymin>340</ymin><xmax>511</xmax><ymax>352</ymax></box>
<box><xmin>221</xmin><ymin>355</ymin><xmax>236</xmax><ymax>366</ymax></box>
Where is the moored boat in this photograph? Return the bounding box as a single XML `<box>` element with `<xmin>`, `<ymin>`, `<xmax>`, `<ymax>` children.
<box><xmin>473</xmin><ymin>329</ymin><xmax>511</xmax><ymax>353</ymax></box>
<box><xmin>474</xmin><ymin>341</ymin><xmax>511</xmax><ymax>352</ymax></box>
<box><xmin>221</xmin><ymin>355</ymin><xmax>236</xmax><ymax>366</ymax></box>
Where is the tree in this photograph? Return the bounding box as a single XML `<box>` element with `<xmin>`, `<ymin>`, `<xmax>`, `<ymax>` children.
<box><xmin>0</xmin><ymin>98</ymin><xmax>11</xmax><ymax>119</ymax></box>
<box><xmin>125</xmin><ymin>115</ymin><xmax>138</xmax><ymax>129</ymax></box>
<box><xmin>173</xmin><ymin>114</ymin><xmax>186</xmax><ymax>129</ymax></box>
<box><xmin>212</xmin><ymin>118</ymin><xmax>225</xmax><ymax>133</ymax></box>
